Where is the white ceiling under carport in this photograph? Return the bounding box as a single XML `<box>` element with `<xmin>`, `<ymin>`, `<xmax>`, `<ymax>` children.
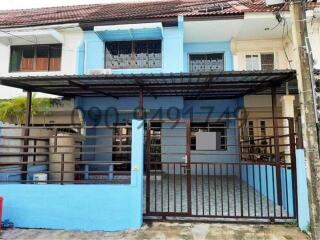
<box><xmin>184</xmin><ymin>12</ymin><xmax>292</xmax><ymax>42</ymax></box>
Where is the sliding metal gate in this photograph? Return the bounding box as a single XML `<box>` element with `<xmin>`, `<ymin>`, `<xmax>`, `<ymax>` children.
<box><xmin>144</xmin><ymin>118</ymin><xmax>298</xmax><ymax>222</ymax></box>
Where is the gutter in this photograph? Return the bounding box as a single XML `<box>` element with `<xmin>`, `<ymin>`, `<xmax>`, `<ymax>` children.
<box><xmin>184</xmin><ymin>14</ymin><xmax>244</xmax><ymax>21</ymax></box>
<box><xmin>0</xmin><ymin>23</ymin><xmax>80</xmax><ymax>31</ymax></box>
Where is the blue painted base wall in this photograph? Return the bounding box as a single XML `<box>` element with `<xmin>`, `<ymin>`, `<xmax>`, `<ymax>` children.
<box><xmin>0</xmin><ymin>120</ymin><xmax>144</xmax><ymax>232</ymax></box>
<box><xmin>1</xmin><ymin>184</ymin><xmax>141</xmax><ymax>231</ymax></box>
<box><xmin>296</xmin><ymin>149</ymin><xmax>310</xmax><ymax>231</ymax></box>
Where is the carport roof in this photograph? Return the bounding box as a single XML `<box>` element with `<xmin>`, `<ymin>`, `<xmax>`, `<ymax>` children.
<box><xmin>0</xmin><ymin>70</ymin><xmax>297</xmax><ymax>99</ymax></box>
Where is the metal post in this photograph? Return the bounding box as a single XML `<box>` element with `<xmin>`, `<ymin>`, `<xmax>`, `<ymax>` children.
<box><xmin>186</xmin><ymin>120</ymin><xmax>192</xmax><ymax>216</ymax></box>
<box><xmin>237</xmin><ymin>120</ymin><xmax>244</xmax><ymax>217</ymax></box>
<box><xmin>25</xmin><ymin>91</ymin><xmax>32</xmax><ymax>127</ymax></box>
<box><xmin>271</xmin><ymin>87</ymin><xmax>282</xmax><ymax>206</ymax></box>
<box><xmin>146</xmin><ymin>121</ymin><xmax>151</xmax><ymax>214</ymax></box>
<box><xmin>138</xmin><ymin>89</ymin><xmax>144</xmax><ymax>119</ymax></box>
<box><xmin>289</xmin><ymin>118</ymin><xmax>298</xmax><ymax>219</ymax></box>
<box><xmin>61</xmin><ymin>154</ymin><xmax>65</xmax><ymax>185</ymax></box>
<box><xmin>22</xmin><ymin>91</ymin><xmax>32</xmax><ymax>181</ymax></box>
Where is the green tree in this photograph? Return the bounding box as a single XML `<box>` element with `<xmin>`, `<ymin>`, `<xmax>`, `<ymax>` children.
<box><xmin>0</xmin><ymin>96</ymin><xmax>54</xmax><ymax>125</ymax></box>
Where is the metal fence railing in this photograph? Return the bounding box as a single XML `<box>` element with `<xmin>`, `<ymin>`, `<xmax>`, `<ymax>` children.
<box><xmin>144</xmin><ymin>117</ymin><xmax>298</xmax><ymax>222</ymax></box>
<box><xmin>0</xmin><ymin>125</ymin><xmax>132</xmax><ymax>184</ymax></box>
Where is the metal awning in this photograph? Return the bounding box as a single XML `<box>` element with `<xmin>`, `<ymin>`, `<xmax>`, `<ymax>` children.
<box><xmin>0</xmin><ymin>29</ymin><xmax>64</xmax><ymax>46</ymax></box>
<box><xmin>94</xmin><ymin>23</ymin><xmax>163</xmax><ymax>41</ymax></box>
<box><xmin>0</xmin><ymin>70</ymin><xmax>297</xmax><ymax>99</ymax></box>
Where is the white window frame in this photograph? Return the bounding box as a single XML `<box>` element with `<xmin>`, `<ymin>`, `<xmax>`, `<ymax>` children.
<box><xmin>245</xmin><ymin>52</ymin><xmax>275</xmax><ymax>71</ymax></box>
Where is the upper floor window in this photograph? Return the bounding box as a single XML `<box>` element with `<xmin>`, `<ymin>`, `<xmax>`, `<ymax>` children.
<box><xmin>10</xmin><ymin>44</ymin><xmax>62</xmax><ymax>72</ymax></box>
<box><xmin>246</xmin><ymin>53</ymin><xmax>274</xmax><ymax>71</ymax></box>
<box><xmin>189</xmin><ymin>53</ymin><xmax>224</xmax><ymax>73</ymax></box>
<box><xmin>105</xmin><ymin>40</ymin><xmax>162</xmax><ymax>69</ymax></box>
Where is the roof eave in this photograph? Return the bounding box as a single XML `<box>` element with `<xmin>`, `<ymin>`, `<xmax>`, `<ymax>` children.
<box><xmin>79</xmin><ymin>14</ymin><xmax>245</xmax><ymax>30</ymax></box>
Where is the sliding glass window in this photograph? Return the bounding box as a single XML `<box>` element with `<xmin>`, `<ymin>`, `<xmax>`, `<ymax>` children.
<box><xmin>10</xmin><ymin>44</ymin><xmax>62</xmax><ymax>72</ymax></box>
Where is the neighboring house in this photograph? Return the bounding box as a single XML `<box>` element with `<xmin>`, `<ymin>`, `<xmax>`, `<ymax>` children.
<box><xmin>33</xmin><ymin>99</ymin><xmax>82</xmax><ymax>126</ymax></box>
<box><xmin>0</xmin><ymin>0</ymin><xmax>317</xmax><ymax>232</ymax></box>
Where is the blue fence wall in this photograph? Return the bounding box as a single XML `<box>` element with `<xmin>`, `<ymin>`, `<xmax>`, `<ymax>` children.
<box><xmin>0</xmin><ymin>120</ymin><xmax>144</xmax><ymax>231</ymax></box>
<box><xmin>296</xmin><ymin>149</ymin><xmax>310</xmax><ymax>231</ymax></box>
<box><xmin>241</xmin><ymin>164</ymin><xmax>294</xmax><ymax>217</ymax></box>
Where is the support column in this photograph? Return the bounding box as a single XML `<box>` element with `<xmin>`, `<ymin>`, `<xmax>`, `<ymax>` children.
<box><xmin>131</xmin><ymin>119</ymin><xmax>144</xmax><ymax>228</ymax></box>
<box><xmin>138</xmin><ymin>89</ymin><xmax>144</xmax><ymax>119</ymax></box>
<box><xmin>280</xmin><ymin>95</ymin><xmax>295</xmax><ymax>163</ymax></box>
<box><xmin>25</xmin><ymin>91</ymin><xmax>32</xmax><ymax>126</ymax></box>
<box><xmin>22</xmin><ymin>91</ymin><xmax>32</xmax><ymax>181</ymax></box>
<box><xmin>272</xmin><ymin>87</ymin><xmax>282</xmax><ymax>205</ymax></box>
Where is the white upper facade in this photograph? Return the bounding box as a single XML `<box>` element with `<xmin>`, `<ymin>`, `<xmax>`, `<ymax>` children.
<box><xmin>0</xmin><ymin>24</ymin><xmax>83</xmax><ymax>77</ymax></box>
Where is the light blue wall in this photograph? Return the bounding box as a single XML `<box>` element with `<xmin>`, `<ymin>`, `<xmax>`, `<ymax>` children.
<box><xmin>83</xmin><ymin>31</ymin><xmax>105</xmax><ymax>73</ymax></box>
<box><xmin>296</xmin><ymin>149</ymin><xmax>310</xmax><ymax>231</ymax></box>
<box><xmin>96</xmin><ymin>28</ymin><xmax>163</xmax><ymax>42</ymax></box>
<box><xmin>241</xmin><ymin>164</ymin><xmax>294</xmax><ymax>217</ymax></box>
<box><xmin>0</xmin><ymin>169</ymin><xmax>21</xmax><ymax>182</ymax></box>
<box><xmin>280</xmin><ymin>167</ymin><xmax>294</xmax><ymax>216</ymax></box>
<box><xmin>78</xmin><ymin>96</ymin><xmax>184</xmax><ymax>111</ymax></box>
<box><xmin>80</xmin><ymin>16</ymin><xmax>184</xmax><ymax>74</ymax></box>
<box><xmin>185</xmin><ymin>99</ymin><xmax>242</xmax><ymax>166</ymax></box>
<box><xmin>183</xmin><ymin>41</ymin><xmax>233</xmax><ymax>72</ymax></box>
<box><xmin>162</xmin><ymin>16</ymin><xmax>184</xmax><ymax>73</ymax></box>
<box><xmin>241</xmin><ymin>164</ymin><xmax>278</xmax><ymax>203</ymax></box>
<box><xmin>76</xmin><ymin>97</ymin><xmax>244</xmax><ymax>175</ymax></box>
<box><xmin>76</xmin><ymin>41</ymin><xmax>85</xmax><ymax>75</ymax></box>
<box><xmin>77</xmin><ymin>18</ymin><xmax>234</xmax><ymax>74</ymax></box>
<box><xmin>159</xmin><ymin>98</ymin><xmax>244</xmax><ymax>175</ymax></box>
<box><xmin>0</xmin><ymin>120</ymin><xmax>144</xmax><ymax>231</ymax></box>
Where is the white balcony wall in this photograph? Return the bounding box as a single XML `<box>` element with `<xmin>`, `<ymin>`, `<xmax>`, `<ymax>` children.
<box><xmin>231</xmin><ymin>39</ymin><xmax>293</xmax><ymax>71</ymax></box>
<box><xmin>0</xmin><ymin>27</ymin><xmax>83</xmax><ymax>77</ymax></box>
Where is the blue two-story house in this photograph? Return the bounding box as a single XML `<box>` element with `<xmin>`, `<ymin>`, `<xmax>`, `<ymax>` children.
<box><xmin>0</xmin><ymin>0</ymin><xmax>311</xmax><ymax>232</ymax></box>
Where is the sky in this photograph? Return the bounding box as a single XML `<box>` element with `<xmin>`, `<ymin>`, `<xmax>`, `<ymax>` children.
<box><xmin>0</xmin><ymin>0</ymin><xmax>146</xmax><ymax>99</ymax></box>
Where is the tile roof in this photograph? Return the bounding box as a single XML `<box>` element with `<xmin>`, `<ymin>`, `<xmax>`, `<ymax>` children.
<box><xmin>0</xmin><ymin>0</ymin><xmax>317</xmax><ymax>29</ymax></box>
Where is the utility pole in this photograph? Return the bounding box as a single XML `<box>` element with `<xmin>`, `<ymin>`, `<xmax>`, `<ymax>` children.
<box><xmin>290</xmin><ymin>0</ymin><xmax>320</xmax><ymax>238</ymax></box>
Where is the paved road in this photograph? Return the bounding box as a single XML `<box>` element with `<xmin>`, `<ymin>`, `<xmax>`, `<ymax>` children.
<box><xmin>0</xmin><ymin>222</ymin><xmax>309</xmax><ymax>240</ymax></box>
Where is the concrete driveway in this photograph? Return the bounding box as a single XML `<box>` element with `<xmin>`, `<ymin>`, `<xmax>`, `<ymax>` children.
<box><xmin>0</xmin><ymin>222</ymin><xmax>309</xmax><ymax>240</ymax></box>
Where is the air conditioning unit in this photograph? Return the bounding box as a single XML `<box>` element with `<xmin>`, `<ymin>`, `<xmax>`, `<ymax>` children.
<box><xmin>265</xmin><ymin>0</ymin><xmax>284</xmax><ymax>6</ymax></box>
<box><xmin>33</xmin><ymin>173</ymin><xmax>48</xmax><ymax>184</ymax></box>
<box><xmin>88</xmin><ymin>69</ymin><xmax>112</xmax><ymax>75</ymax></box>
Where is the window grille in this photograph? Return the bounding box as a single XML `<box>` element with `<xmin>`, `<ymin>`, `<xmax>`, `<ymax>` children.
<box><xmin>106</xmin><ymin>40</ymin><xmax>162</xmax><ymax>69</ymax></box>
<box><xmin>189</xmin><ymin>53</ymin><xmax>224</xmax><ymax>72</ymax></box>
<box><xmin>261</xmin><ymin>53</ymin><xmax>274</xmax><ymax>71</ymax></box>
